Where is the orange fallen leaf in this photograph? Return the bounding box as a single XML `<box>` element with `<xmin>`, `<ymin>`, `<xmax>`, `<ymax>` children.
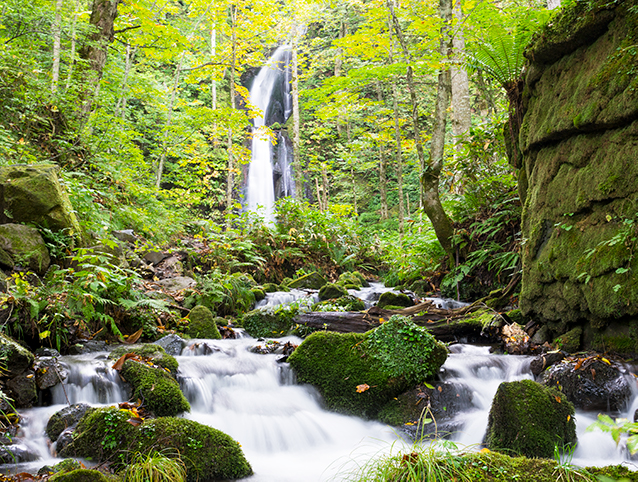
<box><xmin>554</xmin><ymin>395</ymin><xmax>562</xmax><ymax>403</ymax></box>
<box><xmin>356</xmin><ymin>384</ymin><xmax>370</xmax><ymax>393</ymax></box>
<box><xmin>112</xmin><ymin>353</ymin><xmax>140</xmax><ymax>371</ymax></box>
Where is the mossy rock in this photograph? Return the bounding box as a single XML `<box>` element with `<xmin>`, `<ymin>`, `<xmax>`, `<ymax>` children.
<box><xmin>0</xmin><ymin>164</ymin><xmax>82</xmax><ymax>236</ymax></box>
<box><xmin>0</xmin><ymin>333</ymin><xmax>34</xmax><ymax>377</ymax></box>
<box><xmin>376</xmin><ymin>291</ymin><xmax>413</xmax><ymax>309</ymax></box>
<box><xmin>109</xmin><ymin>344</ymin><xmax>178</xmax><ymax>374</ymax></box>
<box><xmin>553</xmin><ymin>326</ymin><xmax>582</xmax><ymax>352</ymax></box>
<box><xmin>46</xmin><ymin>403</ymin><xmax>91</xmax><ymax>441</ymax></box>
<box><xmin>185</xmin><ymin>305</ymin><xmax>221</xmax><ymax>339</ymax></box>
<box><xmin>288</xmin><ymin>271</ymin><xmax>327</xmax><ymax>290</ymax></box>
<box><xmin>59</xmin><ymin>408</ymin><xmax>252</xmax><ymax>481</ymax></box>
<box><xmin>485</xmin><ymin>379</ymin><xmax>576</xmax><ymax>458</ymax></box>
<box><xmin>251</xmin><ymin>287</ymin><xmax>266</xmax><ymax>302</ymax></box>
<box><xmin>0</xmin><ymin>224</ymin><xmax>50</xmax><ymax>275</ymax></box>
<box><xmin>318</xmin><ymin>282</ymin><xmax>348</xmax><ymax>301</ymax></box>
<box><xmin>120</xmin><ymin>360</ymin><xmax>190</xmax><ymax>417</ymax></box>
<box><xmin>49</xmin><ymin>469</ymin><xmax>114</xmax><ymax>482</ymax></box>
<box><xmin>242</xmin><ymin>308</ymin><xmax>294</xmax><ymax>338</ymax></box>
<box><xmin>288</xmin><ymin>316</ymin><xmax>448</xmax><ymax>419</ymax></box>
<box><xmin>313</xmin><ymin>295</ymin><xmax>365</xmax><ymax>312</ymax></box>
<box><xmin>262</xmin><ymin>283</ymin><xmax>280</xmax><ymax>293</ymax></box>
<box><xmin>337</xmin><ymin>272</ymin><xmax>362</xmax><ymax>289</ymax></box>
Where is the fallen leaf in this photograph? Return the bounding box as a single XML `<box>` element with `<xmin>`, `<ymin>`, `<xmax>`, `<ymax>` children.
<box><xmin>112</xmin><ymin>353</ymin><xmax>140</xmax><ymax>371</ymax></box>
<box><xmin>356</xmin><ymin>384</ymin><xmax>370</xmax><ymax>393</ymax></box>
<box><xmin>554</xmin><ymin>395</ymin><xmax>562</xmax><ymax>403</ymax></box>
<box><xmin>125</xmin><ymin>328</ymin><xmax>144</xmax><ymax>344</ymax></box>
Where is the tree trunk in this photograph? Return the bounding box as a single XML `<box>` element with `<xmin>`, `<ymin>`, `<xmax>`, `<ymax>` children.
<box><xmin>391</xmin><ymin>83</ymin><xmax>405</xmax><ymax>233</ymax></box>
<box><xmin>291</xmin><ymin>26</ymin><xmax>303</xmax><ymax>199</ymax></box>
<box><xmin>376</xmin><ymin>82</ymin><xmax>389</xmax><ymax>220</ymax></box>
<box><xmin>450</xmin><ymin>0</ymin><xmax>471</xmax><ymax>148</ymax></box>
<box><xmin>65</xmin><ymin>0</ymin><xmax>79</xmax><ymax>91</ymax></box>
<box><xmin>423</xmin><ymin>0</ymin><xmax>455</xmax><ymax>258</ymax></box>
<box><xmin>51</xmin><ymin>0</ymin><xmax>62</xmax><ymax>93</ymax></box>
<box><xmin>226</xmin><ymin>5</ymin><xmax>237</xmax><ymax>218</ymax></box>
<box><xmin>321</xmin><ymin>162</ymin><xmax>329</xmax><ymax>209</ymax></box>
<box><xmin>115</xmin><ymin>44</ymin><xmax>136</xmax><ymax>119</ymax></box>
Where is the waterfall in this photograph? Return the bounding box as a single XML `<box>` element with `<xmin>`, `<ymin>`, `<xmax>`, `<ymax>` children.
<box><xmin>246</xmin><ymin>46</ymin><xmax>295</xmax><ymax>224</ymax></box>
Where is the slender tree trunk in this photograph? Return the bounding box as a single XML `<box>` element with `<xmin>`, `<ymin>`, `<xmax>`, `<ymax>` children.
<box><xmin>226</xmin><ymin>5</ymin><xmax>238</xmax><ymax>217</ymax></box>
<box><xmin>210</xmin><ymin>22</ymin><xmax>218</xmax><ymax>145</ymax></box>
<box><xmin>65</xmin><ymin>0</ymin><xmax>79</xmax><ymax>91</ymax></box>
<box><xmin>391</xmin><ymin>83</ymin><xmax>405</xmax><ymax>233</ymax></box>
<box><xmin>115</xmin><ymin>44</ymin><xmax>135</xmax><ymax>119</ymax></box>
<box><xmin>51</xmin><ymin>0</ymin><xmax>62</xmax><ymax>93</ymax></box>
<box><xmin>321</xmin><ymin>162</ymin><xmax>329</xmax><ymax>209</ymax></box>
<box><xmin>375</xmin><ymin>82</ymin><xmax>389</xmax><ymax>220</ymax></box>
<box><xmin>315</xmin><ymin>177</ymin><xmax>323</xmax><ymax>210</ymax></box>
<box><xmin>291</xmin><ymin>26</ymin><xmax>303</xmax><ymax>199</ymax></box>
<box><xmin>335</xmin><ymin>21</ymin><xmax>345</xmax><ymax>137</ymax></box>
<box><xmin>423</xmin><ymin>0</ymin><xmax>455</xmax><ymax>257</ymax></box>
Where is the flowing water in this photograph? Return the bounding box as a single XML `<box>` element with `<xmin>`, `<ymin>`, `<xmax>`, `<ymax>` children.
<box><xmin>245</xmin><ymin>46</ymin><xmax>295</xmax><ymax>223</ymax></box>
<box><xmin>3</xmin><ymin>288</ymin><xmax>638</xmax><ymax>478</ymax></box>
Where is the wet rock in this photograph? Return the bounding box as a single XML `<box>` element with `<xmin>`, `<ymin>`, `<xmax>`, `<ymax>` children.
<box><xmin>0</xmin><ymin>333</ymin><xmax>34</xmax><ymax>377</ymax></box>
<box><xmin>67</xmin><ymin>340</ymin><xmax>109</xmax><ymax>355</ymax></box>
<box><xmin>153</xmin><ymin>334</ymin><xmax>186</xmax><ymax>357</ymax></box>
<box><xmin>112</xmin><ymin>229</ymin><xmax>137</xmax><ymax>243</ymax></box>
<box><xmin>6</xmin><ymin>370</ymin><xmax>37</xmax><ymax>407</ymax></box>
<box><xmin>376</xmin><ymin>291</ymin><xmax>413</xmax><ymax>309</ymax></box>
<box><xmin>531</xmin><ymin>325</ymin><xmax>552</xmax><ymax>345</ymax></box>
<box><xmin>249</xmin><ymin>340</ymin><xmax>296</xmax><ymax>356</ymax></box>
<box><xmin>54</xmin><ymin>428</ymin><xmax>75</xmax><ymax>454</ymax></box>
<box><xmin>46</xmin><ymin>403</ymin><xmax>92</xmax><ymax>442</ymax></box>
<box><xmin>35</xmin><ymin>347</ymin><xmax>61</xmax><ymax>357</ymax></box>
<box><xmin>0</xmin><ymin>223</ymin><xmax>50</xmax><ymax>275</ymax></box>
<box><xmin>34</xmin><ymin>357</ymin><xmax>68</xmax><ymax>390</ymax></box>
<box><xmin>553</xmin><ymin>327</ymin><xmax>583</xmax><ymax>352</ymax></box>
<box><xmin>541</xmin><ymin>357</ymin><xmax>631</xmax><ymax>411</ymax></box>
<box><xmin>530</xmin><ymin>351</ymin><xmax>565</xmax><ymax>376</ymax></box>
<box><xmin>486</xmin><ymin>379</ymin><xmax>576</xmax><ymax>458</ymax></box>
<box><xmin>0</xmin><ymin>443</ymin><xmax>40</xmax><ymax>464</ymax></box>
<box><xmin>143</xmin><ymin>250</ymin><xmax>166</xmax><ymax>265</ymax></box>
<box><xmin>154</xmin><ymin>276</ymin><xmax>196</xmax><ymax>292</ymax></box>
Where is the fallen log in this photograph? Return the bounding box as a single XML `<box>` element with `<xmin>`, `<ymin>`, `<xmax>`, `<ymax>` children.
<box><xmin>292</xmin><ymin>300</ymin><xmax>503</xmax><ymax>342</ymax></box>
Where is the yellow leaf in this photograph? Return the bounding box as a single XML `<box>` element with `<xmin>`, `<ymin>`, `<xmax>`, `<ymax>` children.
<box><xmin>356</xmin><ymin>383</ymin><xmax>370</xmax><ymax>393</ymax></box>
<box><xmin>567</xmin><ymin>415</ymin><xmax>571</xmax><ymax>422</ymax></box>
<box><xmin>480</xmin><ymin>448</ymin><xmax>491</xmax><ymax>453</ymax></box>
<box><xmin>601</xmin><ymin>357</ymin><xmax>611</xmax><ymax>365</ymax></box>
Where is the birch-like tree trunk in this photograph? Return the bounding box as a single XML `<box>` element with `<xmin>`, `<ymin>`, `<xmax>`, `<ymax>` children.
<box><xmin>51</xmin><ymin>0</ymin><xmax>62</xmax><ymax>93</ymax></box>
<box><xmin>225</xmin><ymin>5</ymin><xmax>238</xmax><ymax>217</ymax></box>
<box><xmin>291</xmin><ymin>25</ymin><xmax>303</xmax><ymax>199</ymax></box>
<box><xmin>65</xmin><ymin>0</ymin><xmax>79</xmax><ymax>91</ymax></box>
<box><xmin>375</xmin><ymin>82</ymin><xmax>389</xmax><ymax>220</ymax></box>
<box><xmin>450</xmin><ymin>0</ymin><xmax>471</xmax><ymax>147</ymax></box>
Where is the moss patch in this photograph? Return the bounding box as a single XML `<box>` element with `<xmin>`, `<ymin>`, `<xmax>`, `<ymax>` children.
<box><xmin>49</xmin><ymin>469</ymin><xmax>114</xmax><ymax>482</ymax></box>
<box><xmin>288</xmin><ymin>316</ymin><xmax>447</xmax><ymax>419</ymax></box>
<box><xmin>486</xmin><ymin>380</ymin><xmax>576</xmax><ymax>458</ymax></box>
<box><xmin>120</xmin><ymin>360</ymin><xmax>190</xmax><ymax>417</ymax></box>
<box><xmin>109</xmin><ymin>344</ymin><xmax>178</xmax><ymax>374</ymax></box>
<box><xmin>185</xmin><ymin>305</ymin><xmax>221</xmax><ymax>339</ymax></box>
<box><xmin>59</xmin><ymin>407</ymin><xmax>252</xmax><ymax>481</ymax></box>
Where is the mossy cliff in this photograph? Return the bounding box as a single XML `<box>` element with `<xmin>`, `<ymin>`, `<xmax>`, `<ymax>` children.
<box><xmin>513</xmin><ymin>0</ymin><xmax>638</xmax><ymax>351</ymax></box>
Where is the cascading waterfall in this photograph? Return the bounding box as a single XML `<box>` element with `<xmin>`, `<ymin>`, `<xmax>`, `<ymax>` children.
<box><xmin>246</xmin><ymin>46</ymin><xmax>295</xmax><ymax>224</ymax></box>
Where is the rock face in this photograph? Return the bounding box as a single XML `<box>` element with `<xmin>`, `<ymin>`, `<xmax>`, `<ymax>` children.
<box><xmin>0</xmin><ymin>164</ymin><xmax>81</xmax><ymax>235</ymax></box>
<box><xmin>485</xmin><ymin>380</ymin><xmax>576</xmax><ymax>458</ymax></box>
<box><xmin>513</xmin><ymin>0</ymin><xmax>638</xmax><ymax>350</ymax></box>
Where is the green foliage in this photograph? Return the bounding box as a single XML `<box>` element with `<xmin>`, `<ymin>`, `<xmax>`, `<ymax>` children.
<box><xmin>124</xmin><ymin>450</ymin><xmax>187</xmax><ymax>482</ymax></box>
<box><xmin>587</xmin><ymin>414</ymin><xmax>638</xmax><ymax>455</ymax></box>
<box><xmin>186</xmin><ymin>270</ymin><xmax>256</xmax><ymax>317</ymax></box>
<box><xmin>364</xmin><ymin>315</ymin><xmax>447</xmax><ymax>385</ymax></box>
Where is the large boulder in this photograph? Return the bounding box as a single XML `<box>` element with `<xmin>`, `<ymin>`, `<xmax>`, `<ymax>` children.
<box><xmin>60</xmin><ymin>407</ymin><xmax>253</xmax><ymax>481</ymax></box>
<box><xmin>288</xmin><ymin>315</ymin><xmax>448</xmax><ymax>419</ymax></box>
<box><xmin>318</xmin><ymin>282</ymin><xmax>348</xmax><ymax>301</ymax></box>
<box><xmin>0</xmin><ymin>164</ymin><xmax>81</xmax><ymax>235</ymax></box>
<box><xmin>512</xmin><ymin>0</ymin><xmax>638</xmax><ymax>348</ymax></box>
<box><xmin>0</xmin><ymin>224</ymin><xmax>50</xmax><ymax>275</ymax></box>
<box><xmin>153</xmin><ymin>334</ymin><xmax>186</xmax><ymax>357</ymax></box>
<box><xmin>6</xmin><ymin>370</ymin><xmax>36</xmax><ymax>407</ymax></box>
<box><xmin>541</xmin><ymin>356</ymin><xmax>631</xmax><ymax>411</ymax></box>
<box><xmin>485</xmin><ymin>379</ymin><xmax>576</xmax><ymax>458</ymax></box>
<box><xmin>243</xmin><ymin>307</ymin><xmax>295</xmax><ymax>338</ymax></box>
<box><xmin>34</xmin><ymin>356</ymin><xmax>68</xmax><ymax>390</ymax></box>
<box><xmin>376</xmin><ymin>291</ymin><xmax>414</xmax><ymax>309</ymax></box>
<box><xmin>185</xmin><ymin>305</ymin><xmax>221</xmax><ymax>339</ymax></box>
<box><xmin>109</xmin><ymin>343</ymin><xmax>178</xmax><ymax>374</ymax></box>
<box><xmin>0</xmin><ymin>334</ymin><xmax>34</xmax><ymax>377</ymax></box>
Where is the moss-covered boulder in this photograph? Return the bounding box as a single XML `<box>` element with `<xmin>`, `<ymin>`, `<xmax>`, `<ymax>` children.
<box><xmin>288</xmin><ymin>271</ymin><xmax>327</xmax><ymax>290</ymax></box>
<box><xmin>46</xmin><ymin>403</ymin><xmax>92</xmax><ymax>442</ymax></box>
<box><xmin>0</xmin><ymin>164</ymin><xmax>81</xmax><ymax>236</ymax></box>
<box><xmin>243</xmin><ymin>307</ymin><xmax>294</xmax><ymax>338</ymax></box>
<box><xmin>185</xmin><ymin>305</ymin><xmax>222</xmax><ymax>339</ymax></box>
<box><xmin>49</xmin><ymin>469</ymin><xmax>114</xmax><ymax>482</ymax></box>
<box><xmin>251</xmin><ymin>287</ymin><xmax>266</xmax><ymax>302</ymax></box>
<box><xmin>512</xmin><ymin>0</ymin><xmax>638</xmax><ymax>344</ymax></box>
<box><xmin>376</xmin><ymin>291</ymin><xmax>414</xmax><ymax>309</ymax></box>
<box><xmin>109</xmin><ymin>344</ymin><xmax>178</xmax><ymax>374</ymax></box>
<box><xmin>318</xmin><ymin>282</ymin><xmax>348</xmax><ymax>301</ymax></box>
<box><xmin>553</xmin><ymin>326</ymin><xmax>582</xmax><ymax>352</ymax></box>
<box><xmin>60</xmin><ymin>407</ymin><xmax>252</xmax><ymax>481</ymax></box>
<box><xmin>0</xmin><ymin>334</ymin><xmax>34</xmax><ymax>377</ymax></box>
<box><xmin>485</xmin><ymin>379</ymin><xmax>576</xmax><ymax>458</ymax></box>
<box><xmin>288</xmin><ymin>315</ymin><xmax>448</xmax><ymax>419</ymax></box>
<box><xmin>337</xmin><ymin>272</ymin><xmax>362</xmax><ymax>289</ymax></box>
<box><xmin>0</xmin><ymin>224</ymin><xmax>50</xmax><ymax>275</ymax></box>
<box><xmin>120</xmin><ymin>360</ymin><xmax>190</xmax><ymax>417</ymax></box>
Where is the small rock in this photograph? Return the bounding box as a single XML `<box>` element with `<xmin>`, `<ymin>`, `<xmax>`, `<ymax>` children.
<box><xmin>6</xmin><ymin>370</ymin><xmax>37</xmax><ymax>407</ymax></box>
<box><xmin>531</xmin><ymin>324</ymin><xmax>551</xmax><ymax>345</ymax></box>
<box><xmin>46</xmin><ymin>403</ymin><xmax>92</xmax><ymax>442</ymax></box>
<box><xmin>34</xmin><ymin>357</ymin><xmax>68</xmax><ymax>390</ymax></box>
<box><xmin>144</xmin><ymin>250</ymin><xmax>167</xmax><ymax>265</ymax></box>
<box><xmin>112</xmin><ymin>229</ymin><xmax>137</xmax><ymax>243</ymax></box>
<box><xmin>530</xmin><ymin>351</ymin><xmax>565</xmax><ymax>376</ymax></box>
<box><xmin>67</xmin><ymin>340</ymin><xmax>109</xmax><ymax>355</ymax></box>
<box><xmin>35</xmin><ymin>347</ymin><xmax>61</xmax><ymax>357</ymax></box>
<box><xmin>153</xmin><ymin>334</ymin><xmax>186</xmax><ymax>357</ymax></box>
<box><xmin>155</xmin><ymin>276</ymin><xmax>196</xmax><ymax>292</ymax></box>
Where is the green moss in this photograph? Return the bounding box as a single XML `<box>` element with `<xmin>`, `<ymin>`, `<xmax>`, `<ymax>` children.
<box><xmin>251</xmin><ymin>287</ymin><xmax>266</xmax><ymax>302</ymax></box>
<box><xmin>313</xmin><ymin>295</ymin><xmax>365</xmax><ymax>311</ymax></box>
<box><xmin>377</xmin><ymin>291</ymin><xmax>413</xmax><ymax>309</ymax></box>
<box><xmin>318</xmin><ymin>282</ymin><xmax>348</xmax><ymax>301</ymax></box>
<box><xmin>109</xmin><ymin>344</ymin><xmax>178</xmax><ymax>374</ymax></box>
<box><xmin>49</xmin><ymin>469</ymin><xmax>115</xmax><ymax>482</ymax></box>
<box><xmin>121</xmin><ymin>360</ymin><xmax>190</xmax><ymax>417</ymax></box>
<box><xmin>288</xmin><ymin>317</ymin><xmax>447</xmax><ymax>419</ymax></box>
<box><xmin>185</xmin><ymin>305</ymin><xmax>221</xmax><ymax>339</ymax></box>
<box><xmin>58</xmin><ymin>408</ymin><xmax>252</xmax><ymax>482</ymax></box>
<box><xmin>553</xmin><ymin>326</ymin><xmax>583</xmax><ymax>352</ymax></box>
<box><xmin>242</xmin><ymin>307</ymin><xmax>295</xmax><ymax>338</ymax></box>
<box><xmin>51</xmin><ymin>458</ymin><xmax>82</xmax><ymax>474</ymax></box>
<box><xmin>486</xmin><ymin>380</ymin><xmax>576</xmax><ymax>458</ymax></box>
<box><xmin>288</xmin><ymin>271</ymin><xmax>327</xmax><ymax>289</ymax></box>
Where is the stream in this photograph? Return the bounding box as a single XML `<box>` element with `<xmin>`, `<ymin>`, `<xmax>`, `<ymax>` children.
<box><xmin>2</xmin><ymin>286</ymin><xmax>637</xmax><ymax>479</ymax></box>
